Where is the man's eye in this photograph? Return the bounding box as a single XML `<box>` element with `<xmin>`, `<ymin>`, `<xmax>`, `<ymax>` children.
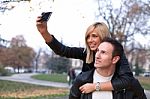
<box><xmin>101</xmin><ymin>50</ymin><xmax>105</xmax><ymax>54</ymax></box>
<box><xmin>96</xmin><ymin>49</ymin><xmax>99</xmax><ymax>52</ymax></box>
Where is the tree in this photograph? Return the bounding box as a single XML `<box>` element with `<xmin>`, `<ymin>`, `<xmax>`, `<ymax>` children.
<box><xmin>0</xmin><ymin>35</ymin><xmax>36</xmax><ymax>73</ymax></box>
<box><xmin>47</xmin><ymin>56</ymin><xmax>71</xmax><ymax>73</ymax></box>
<box><xmin>0</xmin><ymin>0</ymin><xmax>31</xmax><ymax>13</ymax></box>
<box><xmin>0</xmin><ymin>35</ymin><xmax>10</xmax><ymax>48</ymax></box>
<box><xmin>34</xmin><ymin>48</ymin><xmax>42</xmax><ymax>72</ymax></box>
<box><xmin>45</xmin><ymin>51</ymin><xmax>71</xmax><ymax>73</ymax></box>
<box><xmin>10</xmin><ymin>35</ymin><xmax>26</xmax><ymax>47</ymax></box>
<box><xmin>96</xmin><ymin>0</ymin><xmax>149</xmax><ymax>44</ymax></box>
<box><xmin>95</xmin><ymin>0</ymin><xmax>150</xmax><ymax>70</ymax></box>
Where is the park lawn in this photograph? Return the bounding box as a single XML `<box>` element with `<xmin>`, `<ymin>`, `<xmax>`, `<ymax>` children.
<box><xmin>136</xmin><ymin>77</ymin><xmax>150</xmax><ymax>90</ymax></box>
<box><xmin>0</xmin><ymin>74</ymin><xmax>149</xmax><ymax>99</ymax></box>
<box><xmin>0</xmin><ymin>80</ymin><xmax>69</xmax><ymax>99</ymax></box>
<box><xmin>32</xmin><ymin>73</ymin><xmax>150</xmax><ymax>90</ymax></box>
<box><xmin>31</xmin><ymin>73</ymin><xmax>68</xmax><ymax>83</ymax></box>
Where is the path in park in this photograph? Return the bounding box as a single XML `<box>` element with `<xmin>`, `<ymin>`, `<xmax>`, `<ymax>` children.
<box><xmin>0</xmin><ymin>73</ymin><xmax>150</xmax><ymax>99</ymax></box>
<box><xmin>0</xmin><ymin>73</ymin><xmax>69</xmax><ymax>88</ymax></box>
<box><xmin>0</xmin><ymin>73</ymin><xmax>69</xmax><ymax>99</ymax></box>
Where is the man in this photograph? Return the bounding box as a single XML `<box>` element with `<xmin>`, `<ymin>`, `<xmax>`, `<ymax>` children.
<box><xmin>69</xmin><ymin>37</ymin><xmax>147</xmax><ymax>99</ymax></box>
<box><xmin>68</xmin><ymin>67</ymin><xmax>76</xmax><ymax>85</ymax></box>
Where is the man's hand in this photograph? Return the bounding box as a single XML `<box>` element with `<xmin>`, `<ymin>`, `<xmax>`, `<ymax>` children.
<box><xmin>79</xmin><ymin>83</ymin><xmax>96</xmax><ymax>93</ymax></box>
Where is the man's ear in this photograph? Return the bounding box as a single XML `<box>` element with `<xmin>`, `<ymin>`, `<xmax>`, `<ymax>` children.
<box><xmin>112</xmin><ymin>56</ymin><xmax>120</xmax><ymax>64</ymax></box>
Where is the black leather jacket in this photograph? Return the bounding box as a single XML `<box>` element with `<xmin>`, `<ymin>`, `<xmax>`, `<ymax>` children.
<box><xmin>69</xmin><ymin>69</ymin><xmax>147</xmax><ymax>99</ymax></box>
<box><xmin>47</xmin><ymin>35</ymin><xmax>133</xmax><ymax>90</ymax></box>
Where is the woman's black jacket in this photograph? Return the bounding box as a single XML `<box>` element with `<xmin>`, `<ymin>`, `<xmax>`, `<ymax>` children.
<box><xmin>46</xmin><ymin>35</ymin><xmax>134</xmax><ymax>91</ymax></box>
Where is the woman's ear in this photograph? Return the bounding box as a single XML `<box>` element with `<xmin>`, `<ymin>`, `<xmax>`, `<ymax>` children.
<box><xmin>112</xmin><ymin>56</ymin><xmax>120</xmax><ymax>64</ymax></box>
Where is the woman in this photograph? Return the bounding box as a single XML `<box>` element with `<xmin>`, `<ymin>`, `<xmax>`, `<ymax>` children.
<box><xmin>36</xmin><ymin>17</ymin><xmax>133</xmax><ymax>93</ymax></box>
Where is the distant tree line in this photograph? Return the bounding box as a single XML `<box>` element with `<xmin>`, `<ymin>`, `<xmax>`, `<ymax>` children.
<box><xmin>95</xmin><ymin>0</ymin><xmax>150</xmax><ymax>75</ymax></box>
<box><xmin>0</xmin><ymin>35</ymin><xmax>35</xmax><ymax>73</ymax></box>
<box><xmin>0</xmin><ymin>35</ymin><xmax>71</xmax><ymax>74</ymax></box>
<box><xmin>0</xmin><ymin>0</ymin><xmax>150</xmax><ymax>75</ymax></box>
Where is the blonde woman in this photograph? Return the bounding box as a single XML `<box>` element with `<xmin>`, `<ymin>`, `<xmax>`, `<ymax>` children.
<box><xmin>36</xmin><ymin>17</ymin><xmax>133</xmax><ymax>93</ymax></box>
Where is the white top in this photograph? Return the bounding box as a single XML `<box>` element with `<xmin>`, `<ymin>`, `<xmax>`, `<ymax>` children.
<box><xmin>92</xmin><ymin>70</ymin><xmax>113</xmax><ymax>99</ymax></box>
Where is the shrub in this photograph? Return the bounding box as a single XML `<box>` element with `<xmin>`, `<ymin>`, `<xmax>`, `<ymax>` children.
<box><xmin>0</xmin><ymin>65</ymin><xmax>9</xmax><ymax>76</ymax></box>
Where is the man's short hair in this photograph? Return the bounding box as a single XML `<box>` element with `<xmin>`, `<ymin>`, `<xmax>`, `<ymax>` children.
<box><xmin>101</xmin><ymin>37</ymin><xmax>123</xmax><ymax>58</ymax></box>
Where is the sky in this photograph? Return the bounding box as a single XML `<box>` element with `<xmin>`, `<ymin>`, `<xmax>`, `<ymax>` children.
<box><xmin>0</xmin><ymin>0</ymin><xmax>149</xmax><ymax>52</ymax></box>
<box><xmin>0</xmin><ymin>0</ymin><xmax>98</xmax><ymax>51</ymax></box>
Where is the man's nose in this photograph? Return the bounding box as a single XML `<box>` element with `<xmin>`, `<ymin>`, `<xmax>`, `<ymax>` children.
<box><xmin>95</xmin><ymin>52</ymin><xmax>101</xmax><ymax>58</ymax></box>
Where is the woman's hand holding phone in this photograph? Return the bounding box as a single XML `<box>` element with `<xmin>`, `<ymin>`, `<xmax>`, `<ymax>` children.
<box><xmin>40</xmin><ymin>12</ymin><xmax>52</xmax><ymax>22</ymax></box>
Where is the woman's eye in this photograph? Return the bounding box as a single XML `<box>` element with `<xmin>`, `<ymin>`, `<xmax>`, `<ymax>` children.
<box><xmin>86</xmin><ymin>35</ymin><xmax>89</xmax><ymax>39</ymax></box>
<box><xmin>92</xmin><ymin>35</ymin><xmax>98</xmax><ymax>38</ymax></box>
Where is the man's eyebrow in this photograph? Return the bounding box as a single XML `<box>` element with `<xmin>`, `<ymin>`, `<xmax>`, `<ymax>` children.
<box><xmin>101</xmin><ymin>49</ymin><xmax>106</xmax><ymax>53</ymax></box>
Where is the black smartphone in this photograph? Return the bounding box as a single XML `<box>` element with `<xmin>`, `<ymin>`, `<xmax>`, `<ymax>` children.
<box><xmin>41</xmin><ymin>12</ymin><xmax>52</xmax><ymax>22</ymax></box>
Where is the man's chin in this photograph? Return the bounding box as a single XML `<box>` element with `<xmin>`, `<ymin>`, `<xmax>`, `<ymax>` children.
<box><xmin>94</xmin><ymin>64</ymin><xmax>103</xmax><ymax>68</ymax></box>
<box><xmin>94</xmin><ymin>64</ymin><xmax>100</xmax><ymax>68</ymax></box>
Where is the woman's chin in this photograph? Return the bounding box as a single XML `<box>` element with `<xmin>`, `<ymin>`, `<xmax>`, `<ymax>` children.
<box><xmin>90</xmin><ymin>47</ymin><xmax>97</xmax><ymax>51</ymax></box>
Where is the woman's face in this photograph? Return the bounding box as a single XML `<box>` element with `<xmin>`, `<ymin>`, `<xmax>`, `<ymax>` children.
<box><xmin>86</xmin><ymin>31</ymin><xmax>101</xmax><ymax>51</ymax></box>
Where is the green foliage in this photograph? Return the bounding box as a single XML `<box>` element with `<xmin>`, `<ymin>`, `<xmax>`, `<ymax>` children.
<box><xmin>32</xmin><ymin>73</ymin><xmax>68</xmax><ymax>83</ymax></box>
<box><xmin>0</xmin><ymin>65</ymin><xmax>9</xmax><ymax>76</ymax></box>
<box><xmin>133</xmin><ymin>65</ymin><xmax>144</xmax><ymax>76</ymax></box>
<box><xmin>45</xmin><ymin>56</ymin><xmax>71</xmax><ymax>73</ymax></box>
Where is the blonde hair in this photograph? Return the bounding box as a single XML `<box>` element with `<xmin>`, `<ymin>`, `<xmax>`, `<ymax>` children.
<box><xmin>85</xmin><ymin>22</ymin><xmax>111</xmax><ymax>63</ymax></box>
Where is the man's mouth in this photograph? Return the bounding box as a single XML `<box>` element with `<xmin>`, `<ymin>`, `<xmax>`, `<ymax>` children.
<box><xmin>95</xmin><ymin>60</ymin><xmax>101</xmax><ymax>64</ymax></box>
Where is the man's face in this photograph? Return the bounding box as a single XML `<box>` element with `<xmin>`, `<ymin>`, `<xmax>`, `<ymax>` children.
<box><xmin>94</xmin><ymin>42</ymin><xmax>114</xmax><ymax>69</ymax></box>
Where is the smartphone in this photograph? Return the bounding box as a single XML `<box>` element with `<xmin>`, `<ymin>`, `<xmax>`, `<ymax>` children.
<box><xmin>41</xmin><ymin>12</ymin><xmax>52</xmax><ymax>22</ymax></box>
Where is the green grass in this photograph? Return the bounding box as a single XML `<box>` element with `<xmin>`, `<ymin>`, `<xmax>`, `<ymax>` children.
<box><xmin>0</xmin><ymin>80</ymin><xmax>50</xmax><ymax>93</ymax></box>
<box><xmin>21</xmin><ymin>94</ymin><xmax>68</xmax><ymax>99</ymax></box>
<box><xmin>137</xmin><ymin>77</ymin><xmax>150</xmax><ymax>90</ymax></box>
<box><xmin>0</xmin><ymin>94</ymin><xmax>68</xmax><ymax>99</ymax></box>
<box><xmin>32</xmin><ymin>74</ymin><xmax>150</xmax><ymax>90</ymax></box>
<box><xmin>0</xmin><ymin>74</ymin><xmax>149</xmax><ymax>99</ymax></box>
<box><xmin>0</xmin><ymin>80</ymin><xmax>69</xmax><ymax>99</ymax></box>
<box><xmin>31</xmin><ymin>73</ymin><xmax>68</xmax><ymax>83</ymax></box>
